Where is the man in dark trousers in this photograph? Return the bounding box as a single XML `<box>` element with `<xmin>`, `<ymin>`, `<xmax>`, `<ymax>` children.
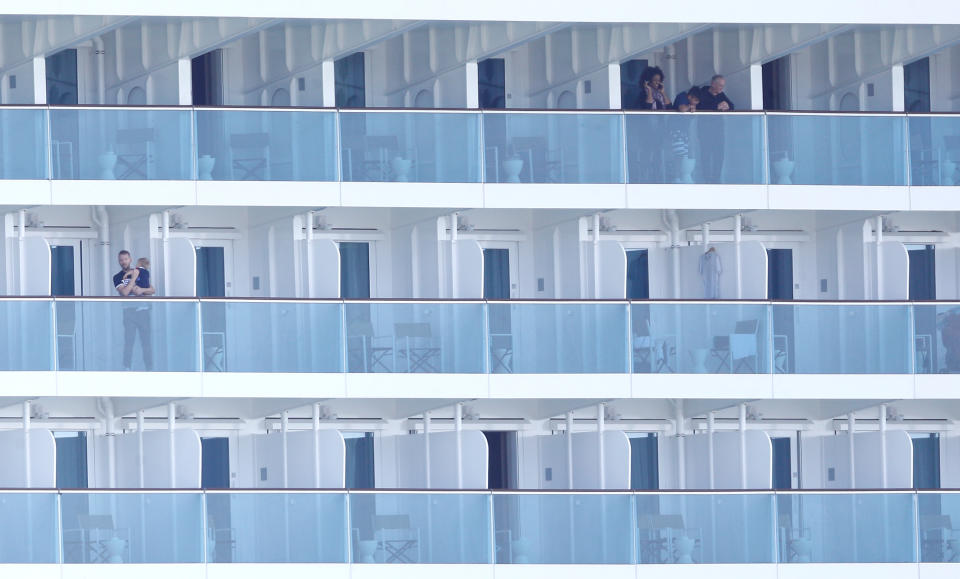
<box><xmin>698</xmin><ymin>75</ymin><xmax>735</xmax><ymax>183</ymax></box>
<box><xmin>113</xmin><ymin>250</ymin><xmax>155</xmax><ymax>370</ymax></box>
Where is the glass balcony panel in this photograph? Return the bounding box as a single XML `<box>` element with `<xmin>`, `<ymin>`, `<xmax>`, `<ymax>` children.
<box><xmin>775</xmin><ymin>493</ymin><xmax>916</xmax><ymax>563</ymax></box>
<box><xmin>766</xmin><ymin>114</ymin><xmax>907</xmax><ymax>186</ymax></box>
<box><xmin>201</xmin><ymin>301</ymin><xmax>342</xmax><ymax>372</ymax></box>
<box><xmin>0</xmin><ymin>109</ymin><xmax>48</xmax><ymax>179</ymax></box>
<box><xmin>488</xmin><ymin>302</ymin><xmax>629</xmax><ymax>373</ymax></box>
<box><xmin>482</xmin><ymin>113</ymin><xmax>624</xmax><ymax>183</ymax></box>
<box><xmin>348</xmin><ymin>493</ymin><xmax>491</xmax><ymax>563</ymax></box>
<box><xmin>626</xmin><ymin>113</ymin><xmax>765</xmax><ymax>184</ymax></box>
<box><xmin>204</xmin><ymin>493</ymin><xmax>348</xmax><ymax>563</ymax></box>
<box><xmin>0</xmin><ymin>493</ymin><xmax>60</xmax><ymax>563</ymax></box>
<box><xmin>49</xmin><ymin>108</ymin><xmax>192</xmax><ymax>180</ymax></box>
<box><xmin>632</xmin><ymin>302</ymin><xmax>769</xmax><ymax>374</ymax></box>
<box><xmin>772</xmin><ymin>303</ymin><xmax>912</xmax><ymax>373</ymax></box>
<box><xmin>912</xmin><ymin>303</ymin><xmax>960</xmax><ymax>374</ymax></box>
<box><xmin>344</xmin><ymin>302</ymin><xmax>484</xmax><ymax>373</ymax></box>
<box><xmin>635</xmin><ymin>493</ymin><xmax>776</xmax><ymax>564</ymax></box>
<box><xmin>55</xmin><ymin>300</ymin><xmax>199</xmax><ymax>372</ymax></box>
<box><xmin>492</xmin><ymin>493</ymin><xmax>634</xmax><ymax>564</ymax></box>
<box><xmin>59</xmin><ymin>492</ymin><xmax>204</xmax><ymax>563</ymax></box>
<box><xmin>918</xmin><ymin>492</ymin><xmax>960</xmax><ymax>562</ymax></box>
<box><xmin>195</xmin><ymin>109</ymin><xmax>337</xmax><ymax>181</ymax></box>
<box><xmin>908</xmin><ymin>116</ymin><xmax>960</xmax><ymax>186</ymax></box>
<box><xmin>0</xmin><ymin>300</ymin><xmax>53</xmax><ymax>371</ymax></box>
<box><xmin>340</xmin><ymin>112</ymin><xmax>481</xmax><ymax>183</ymax></box>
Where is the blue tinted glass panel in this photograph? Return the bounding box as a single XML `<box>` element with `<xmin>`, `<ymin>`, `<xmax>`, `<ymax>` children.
<box><xmin>349</xmin><ymin>493</ymin><xmax>491</xmax><ymax>563</ymax></box>
<box><xmin>914</xmin><ymin>303</ymin><xmax>960</xmax><ymax>374</ymax></box>
<box><xmin>0</xmin><ymin>300</ymin><xmax>53</xmax><ymax>370</ymax></box>
<box><xmin>918</xmin><ymin>492</ymin><xmax>960</xmax><ymax>562</ymax></box>
<box><xmin>205</xmin><ymin>493</ymin><xmax>348</xmax><ymax>563</ymax></box>
<box><xmin>626</xmin><ymin>113</ymin><xmax>764</xmax><ymax>184</ymax></box>
<box><xmin>483</xmin><ymin>113</ymin><xmax>623</xmax><ymax>183</ymax></box>
<box><xmin>908</xmin><ymin>116</ymin><xmax>960</xmax><ymax>186</ymax></box>
<box><xmin>0</xmin><ymin>109</ymin><xmax>47</xmax><ymax>179</ymax></box>
<box><xmin>49</xmin><ymin>108</ymin><xmax>192</xmax><ymax>180</ymax></box>
<box><xmin>195</xmin><ymin>109</ymin><xmax>337</xmax><ymax>181</ymax></box>
<box><xmin>340</xmin><ymin>112</ymin><xmax>481</xmax><ymax>183</ymax></box>
<box><xmin>766</xmin><ymin>114</ymin><xmax>907</xmax><ymax>186</ymax></box>
<box><xmin>0</xmin><ymin>493</ymin><xmax>59</xmax><ymax>563</ymax></box>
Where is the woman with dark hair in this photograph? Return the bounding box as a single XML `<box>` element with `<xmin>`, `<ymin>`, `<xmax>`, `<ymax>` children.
<box><xmin>639</xmin><ymin>66</ymin><xmax>671</xmax><ymax>110</ymax></box>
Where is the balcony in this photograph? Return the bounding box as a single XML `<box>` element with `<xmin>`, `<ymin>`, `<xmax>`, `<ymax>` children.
<box><xmin>1</xmin><ymin>107</ymin><xmax>957</xmax><ymax>210</ymax></box>
<box><xmin>1</xmin><ymin>489</ymin><xmax>956</xmax><ymax>578</ymax></box>
<box><xmin>1</xmin><ymin>298</ymin><xmax>958</xmax><ymax>399</ymax></box>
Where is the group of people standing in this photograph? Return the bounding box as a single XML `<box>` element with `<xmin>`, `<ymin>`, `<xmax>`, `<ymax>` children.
<box><xmin>635</xmin><ymin>66</ymin><xmax>736</xmax><ymax>184</ymax></box>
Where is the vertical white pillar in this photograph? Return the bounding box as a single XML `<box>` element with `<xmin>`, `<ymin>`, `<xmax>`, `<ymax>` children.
<box><xmin>607</xmin><ymin>63</ymin><xmax>622</xmax><ymax>109</ymax></box>
<box><xmin>675</xmin><ymin>402</ymin><xmax>686</xmax><ymax>489</ymax></box>
<box><xmin>305</xmin><ymin>212</ymin><xmax>315</xmax><ymax>298</ymax></box>
<box><xmin>848</xmin><ymin>413</ymin><xmax>857</xmax><ymax>488</ymax></box>
<box><xmin>553</xmin><ymin>227</ymin><xmax>563</xmax><ymax>299</ymax></box>
<box><xmin>891</xmin><ymin>64</ymin><xmax>905</xmax><ymax>112</ymax></box>
<box><xmin>702</xmin><ymin>222</ymin><xmax>711</xmax><ymax>248</ymax></box>
<box><xmin>32</xmin><ymin>56</ymin><xmax>46</xmax><ymax>104</ymax></box>
<box><xmin>597</xmin><ymin>403</ymin><xmax>606</xmax><ymax>490</ymax></box>
<box><xmin>168</xmin><ymin>402</ymin><xmax>177</xmax><ymax>489</ymax></box>
<box><xmin>566</xmin><ymin>412</ymin><xmax>575</xmax><ymax>489</ymax></box>
<box><xmin>23</xmin><ymin>401</ymin><xmax>31</xmax><ymax>488</ymax></box>
<box><xmin>739</xmin><ymin>403</ymin><xmax>748</xmax><ymax>489</ymax></box>
<box><xmin>734</xmin><ymin>214</ymin><xmax>743</xmax><ymax>299</ymax></box>
<box><xmin>454</xmin><ymin>403</ymin><xmax>464</xmax><ymax>489</ymax></box>
<box><xmin>313</xmin><ymin>403</ymin><xmax>322</xmax><ymax>488</ymax></box>
<box><xmin>707</xmin><ymin>411</ymin><xmax>716</xmax><ymax>490</ymax></box>
<box><xmin>879</xmin><ymin>404</ymin><xmax>888</xmax><ymax>488</ymax></box>
<box><xmin>465</xmin><ymin>61</ymin><xmax>479</xmax><ymax>109</ymax></box>
<box><xmin>876</xmin><ymin>215</ymin><xmax>884</xmax><ymax>300</ymax></box>
<box><xmin>450</xmin><ymin>213</ymin><xmax>459</xmax><ymax>298</ymax></box>
<box><xmin>177</xmin><ymin>58</ymin><xmax>192</xmax><ymax>106</ymax></box>
<box><xmin>322</xmin><ymin>60</ymin><xmax>336</xmax><ymax>107</ymax></box>
<box><xmin>281</xmin><ymin>410</ymin><xmax>290</xmax><ymax>489</ymax></box>
<box><xmin>18</xmin><ymin>210</ymin><xmax>26</xmax><ymax>295</ymax></box>
<box><xmin>137</xmin><ymin>410</ymin><xmax>145</xmax><ymax>488</ymax></box>
<box><xmin>749</xmin><ymin>63</ymin><xmax>763</xmax><ymax>110</ymax></box>
<box><xmin>424</xmin><ymin>412</ymin><xmax>432</xmax><ymax>489</ymax></box>
<box><xmin>593</xmin><ymin>214</ymin><xmax>601</xmax><ymax>299</ymax></box>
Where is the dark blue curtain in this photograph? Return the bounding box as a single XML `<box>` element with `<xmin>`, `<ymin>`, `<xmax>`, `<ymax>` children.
<box><xmin>196</xmin><ymin>246</ymin><xmax>226</xmax><ymax>297</ymax></box>
<box><xmin>339</xmin><ymin>242</ymin><xmax>371</xmax><ymax>299</ymax></box>
<box><xmin>345</xmin><ymin>433</ymin><xmax>375</xmax><ymax>489</ymax></box>
<box><xmin>626</xmin><ymin>250</ymin><xmax>649</xmax><ymax>299</ymax></box>
<box><xmin>909</xmin><ymin>245</ymin><xmax>937</xmax><ymax>300</ymax></box>
<box><xmin>55</xmin><ymin>432</ymin><xmax>88</xmax><ymax>488</ymax></box>
<box><xmin>50</xmin><ymin>245</ymin><xmax>76</xmax><ymax>296</ymax></box>
<box><xmin>913</xmin><ymin>434</ymin><xmax>941</xmax><ymax>489</ymax></box>
<box><xmin>767</xmin><ymin>248</ymin><xmax>794</xmax><ymax>300</ymax></box>
<box><xmin>335</xmin><ymin>52</ymin><xmax>366</xmax><ymax>108</ymax></box>
<box><xmin>629</xmin><ymin>434</ymin><xmax>659</xmax><ymax>490</ymax></box>
<box><xmin>483</xmin><ymin>248</ymin><xmax>510</xmax><ymax>299</ymax></box>
<box><xmin>771</xmin><ymin>437</ymin><xmax>792</xmax><ymax>489</ymax></box>
<box><xmin>201</xmin><ymin>437</ymin><xmax>231</xmax><ymax>489</ymax></box>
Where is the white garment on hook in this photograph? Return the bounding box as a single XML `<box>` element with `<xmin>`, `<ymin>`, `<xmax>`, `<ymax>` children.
<box><xmin>699</xmin><ymin>250</ymin><xmax>722</xmax><ymax>299</ymax></box>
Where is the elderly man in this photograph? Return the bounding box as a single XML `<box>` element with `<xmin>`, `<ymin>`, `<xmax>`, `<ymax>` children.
<box><xmin>697</xmin><ymin>75</ymin><xmax>735</xmax><ymax>183</ymax></box>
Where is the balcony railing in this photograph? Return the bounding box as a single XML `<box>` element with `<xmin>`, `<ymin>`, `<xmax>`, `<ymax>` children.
<box><xmin>2</xmin><ymin>489</ymin><xmax>957</xmax><ymax>565</ymax></box>
<box><xmin>1</xmin><ymin>298</ymin><xmax>958</xmax><ymax>374</ymax></box>
<box><xmin>0</xmin><ymin>107</ymin><xmax>957</xmax><ymax>186</ymax></box>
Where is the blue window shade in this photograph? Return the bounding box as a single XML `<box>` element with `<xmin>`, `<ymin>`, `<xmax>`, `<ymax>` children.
<box><xmin>339</xmin><ymin>242</ymin><xmax>370</xmax><ymax>299</ymax></box>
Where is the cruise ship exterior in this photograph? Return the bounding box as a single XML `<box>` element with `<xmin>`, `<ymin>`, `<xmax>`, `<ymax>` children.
<box><xmin>1</xmin><ymin>1</ymin><xmax>960</xmax><ymax>578</ymax></box>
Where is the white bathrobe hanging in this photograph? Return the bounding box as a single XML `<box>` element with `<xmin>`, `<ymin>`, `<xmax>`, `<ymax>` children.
<box><xmin>699</xmin><ymin>248</ymin><xmax>722</xmax><ymax>299</ymax></box>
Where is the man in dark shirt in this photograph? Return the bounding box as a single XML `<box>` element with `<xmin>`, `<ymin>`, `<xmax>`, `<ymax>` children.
<box><xmin>113</xmin><ymin>250</ymin><xmax>155</xmax><ymax>370</ymax></box>
<box><xmin>697</xmin><ymin>75</ymin><xmax>735</xmax><ymax>183</ymax></box>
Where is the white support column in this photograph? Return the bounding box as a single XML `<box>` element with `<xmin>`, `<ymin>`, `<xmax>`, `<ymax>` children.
<box><xmin>313</xmin><ymin>403</ymin><xmax>322</xmax><ymax>488</ymax></box>
<box><xmin>137</xmin><ymin>410</ymin><xmax>145</xmax><ymax>488</ymax></box>
<box><xmin>875</xmin><ymin>215</ymin><xmax>884</xmax><ymax>300</ymax></box>
<box><xmin>32</xmin><ymin>57</ymin><xmax>46</xmax><ymax>104</ymax></box>
<box><xmin>593</xmin><ymin>214</ymin><xmax>601</xmax><ymax>299</ymax></box>
<box><xmin>23</xmin><ymin>401</ymin><xmax>31</xmax><ymax>488</ymax></box>
<box><xmin>607</xmin><ymin>63</ymin><xmax>622</xmax><ymax>109</ymax></box>
<box><xmin>702</xmin><ymin>222</ymin><xmax>711</xmax><ymax>248</ymax></box>
<box><xmin>566</xmin><ymin>412</ymin><xmax>575</xmax><ymax>489</ymax></box>
<box><xmin>597</xmin><ymin>403</ymin><xmax>606</xmax><ymax>490</ymax></box>
<box><xmin>675</xmin><ymin>402</ymin><xmax>686</xmax><ymax>489</ymax></box>
<box><xmin>168</xmin><ymin>402</ymin><xmax>177</xmax><ymax>489</ymax></box>
<box><xmin>734</xmin><ymin>214</ymin><xmax>743</xmax><ymax>299</ymax></box>
<box><xmin>879</xmin><ymin>404</ymin><xmax>888</xmax><ymax>488</ymax></box>
<box><xmin>891</xmin><ymin>64</ymin><xmax>905</xmax><ymax>112</ymax></box>
<box><xmin>848</xmin><ymin>413</ymin><xmax>857</xmax><ymax>488</ymax></box>
<box><xmin>707</xmin><ymin>411</ymin><xmax>716</xmax><ymax>490</ymax></box>
<box><xmin>177</xmin><ymin>58</ymin><xmax>192</xmax><ymax>106</ymax></box>
<box><xmin>454</xmin><ymin>403</ymin><xmax>464</xmax><ymax>489</ymax></box>
<box><xmin>322</xmin><ymin>60</ymin><xmax>336</xmax><ymax>108</ymax></box>
<box><xmin>739</xmin><ymin>403</ymin><xmax>748</xmax><ymax>489</ymax></box>
<box><xmin>749</xmin><ymin>63</ymin><xmax>763</xmax><ymax>110</ymax></box>
<box><xmin>451</xmin><ymin>213</ymin><xmax>459</xmax><ymax>298</ymax></box>
<box><xmin>424</xmin><ymin>412</ymin><xmax>432</xmax><ymax>489</ymax></box>
<box><xmin>305</xmin><ymin>211</ymin><xmax>315</xmax><ymax>298</ymax></box>
<box><xmin>465</xmin><ymin>61</ymin><xmax>479</xmax><ymax>109</ymax></box>
<box><xmin>281</xmin><ymin>410</ymin><xmax>290</xmax><ymax>489</ymax></box>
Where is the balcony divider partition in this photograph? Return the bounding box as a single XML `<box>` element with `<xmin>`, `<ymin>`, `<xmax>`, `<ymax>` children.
<box><xmin>0</xmin><ymin>107</ymin><xmax>954</xmax><ymax>185</ymax></box>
